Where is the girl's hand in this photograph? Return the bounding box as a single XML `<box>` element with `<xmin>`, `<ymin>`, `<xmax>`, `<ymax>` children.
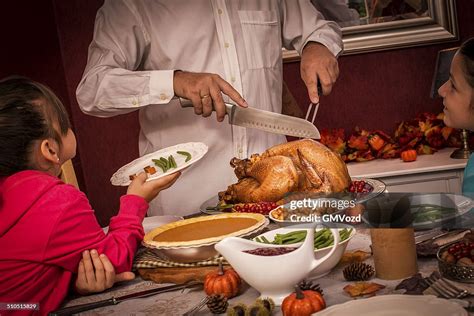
<box><xmin>127</xmin><ymin>171</ymin><xmax>181</xmax><ymax>203</ymax></box>
<box><xmin>75</xmin><ymin>250</ymin><xmax>135</xmax><ymax>295</ymax></box>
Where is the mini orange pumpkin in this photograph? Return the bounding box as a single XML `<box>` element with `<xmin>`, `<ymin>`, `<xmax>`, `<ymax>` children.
<box><xmin>368</xmin><ymin>134</ymin><xmax>386</xmax><ymax>151</ymax></box>
<box><xmin>204</xmin><ymin>261</ymin><xmax>241</xmax><ymax>298</ymax></box>
<box><xmin>401</xmin><ymin>149</ymin><xmax>417</xmax><ymax>162</ymax></box>
<box><xmin>282</xmin><ymin>286</ymin><xmax>326</xmax><ymax>316</ymax></box>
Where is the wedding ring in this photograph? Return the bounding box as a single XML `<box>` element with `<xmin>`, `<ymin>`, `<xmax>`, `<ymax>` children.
<box><xmin>200</xmin><ymin>94</ymin><xmax>210</xmax><ymax>99</ymax></box>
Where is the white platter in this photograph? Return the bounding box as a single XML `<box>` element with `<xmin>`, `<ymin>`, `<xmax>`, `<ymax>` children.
<box><xmin>314</xmin><ymin>295</ymin><xmax>467</xmax><ymax>316</ymax></box>
<box><xmin>200</xmin><ymin>177</ymin><xmax>386</xmax><ymax>217</ymax></box>
<box><xmin>110</xmin><ymin>142</ymin><xmax>208</xmax><ymax>186</ymax></box>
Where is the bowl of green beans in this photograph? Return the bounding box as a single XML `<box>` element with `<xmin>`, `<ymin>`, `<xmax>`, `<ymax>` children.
<box><xmin>253</xmin><ymin>226</ymin><xmax>355</xmax><ymax>278</ymax></box>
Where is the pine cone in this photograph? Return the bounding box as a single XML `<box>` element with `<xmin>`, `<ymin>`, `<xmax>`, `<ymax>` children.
<box><xmin>298</xmin><ymin>279</ymin><xmax>324</xmax><ymax>296</ymax></box>
<box><xmin>206</xmin><ymin>294</ymin><xmax>228</xmax><ymax>314</ymax></box>
<box><xmin>343</xmin><ymin>262</ymin><xmax>375</xmax><ymax>281</ymax></box>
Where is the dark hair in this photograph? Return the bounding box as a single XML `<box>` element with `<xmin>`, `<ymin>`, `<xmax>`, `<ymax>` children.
<box><xmin>0</xmin><ymin>77</ymin><xmax>71</xmax><ymax>176</ymax></box>
<box><xmin>459</xmin><ymin>37</ymin><xmax>474</xmax><ymax>87</ymax></box>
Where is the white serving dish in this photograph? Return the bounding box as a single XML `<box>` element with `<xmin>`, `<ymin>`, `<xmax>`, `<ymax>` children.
<box><xmin>254</xmin><ymin>225</ymin><xmax>355</xmax><ymax>278</ymax></box>
<box><xmin>216</xmin><ymin>227</ymin><xmax>340</xmax><ymax>305</ymax></box>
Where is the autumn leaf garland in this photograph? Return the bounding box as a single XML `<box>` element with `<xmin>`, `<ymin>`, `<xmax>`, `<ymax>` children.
<box><xmin>320</xmin><ymin>112</ymin><xmax>462</xmax><ymax>163</ymax></box>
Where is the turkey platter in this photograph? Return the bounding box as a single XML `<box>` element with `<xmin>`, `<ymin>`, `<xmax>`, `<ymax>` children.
<box><xmin>219</xmin><ymin>139</ymin><xmax>351</xmax><ymax>204</ymax></box>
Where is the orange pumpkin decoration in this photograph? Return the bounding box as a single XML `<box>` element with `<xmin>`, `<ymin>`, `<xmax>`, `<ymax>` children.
<box><xmin>401</xmin><ymin>149</ymin><xmax>417</xmax><ymax>162</ymax></box>
<box><xmin>204</xmin><ymin>261</ymin><xmax>241</xmax><ymax>298</ymax></box>
<box><xmin>368</xmin><ymin>134</ymin><xmax>386</xmax><ymax>151</ymax></box>
<box><xmin>282</xmin><ymin>286</ymin><xmax>326</xmax><ymax>316</ymax></box>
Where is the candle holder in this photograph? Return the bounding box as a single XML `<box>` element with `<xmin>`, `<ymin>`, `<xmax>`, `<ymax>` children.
<box><xmin>450</xmin><ymin>129</ymin><xmax>474</xmax><ymax>159</ymax></box>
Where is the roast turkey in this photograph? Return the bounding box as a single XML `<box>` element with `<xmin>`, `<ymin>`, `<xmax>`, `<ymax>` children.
<box><xmin>219</xmin><ymin>139</ymin><xmax>351</xmax><ymax>203</ymax></box>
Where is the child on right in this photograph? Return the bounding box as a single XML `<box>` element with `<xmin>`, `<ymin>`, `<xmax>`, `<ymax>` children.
<box><xmin>438</xmin><ymin>38</ymin><xmax>474</xmax><ymax>198</ymax></box>
<box><xmin>0</xmin><ymin>77</ymin><xmax>181</xmax><ymax>315</ymax></box>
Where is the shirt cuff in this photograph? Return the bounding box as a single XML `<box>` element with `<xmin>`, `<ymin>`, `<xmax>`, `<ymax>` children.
<box><xmin>301</xmin><ymin>38</ymin><xmax>343</xmax><ymax>58</ymax></box>
<box><xmin>149</xmin><ymin>70</ymin><xmax>175</xmax><ymax>104</ymax></box>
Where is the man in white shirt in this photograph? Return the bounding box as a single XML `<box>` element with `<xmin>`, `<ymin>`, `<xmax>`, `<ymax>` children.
<box><xmin>76</xmin><ymin>0</ymin><xmax>343</xmax><ymax>216</ymax></box>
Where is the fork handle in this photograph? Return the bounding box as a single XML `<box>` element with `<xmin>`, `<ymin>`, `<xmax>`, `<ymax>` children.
<box><xmin>182</xmin><ymin>297</ymin><xmax>208</xmax><ymax>316</ymax></box>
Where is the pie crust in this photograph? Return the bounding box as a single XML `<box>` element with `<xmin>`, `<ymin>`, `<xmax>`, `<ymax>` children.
<box><xmin>143</xmin><ymin>213</ymin><xmax>266</xmax><ymax>248</ymax></box>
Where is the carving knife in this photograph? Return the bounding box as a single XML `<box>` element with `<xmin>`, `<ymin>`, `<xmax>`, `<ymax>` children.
<box><xmin>179</xmin><ymin>98</ymin><xmax>320</xmax><ymax>139</ymax></box>
<box><xmin>48</xmin><ymin>281</ymin><xmax>202</xmax><ymax>315</ymax></box>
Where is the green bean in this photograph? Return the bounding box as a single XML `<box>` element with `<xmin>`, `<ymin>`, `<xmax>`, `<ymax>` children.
<box><xmin>339</xmin><ymin>229</ymin><xmax>349</xmax><ymax>241</ymax></box>
<box><xmin>260</xmin><ymin>236</ymin><xmax>270</xmax><ymax>244</ymax></box>
<box><xmin>157</xmin><ymin>157</ymin><xmax>168</xmax><ymax>169</ymax></box>
<box><xmin>177</xmin><ymin>151</ymin><xmax>192</xmax><ymax>162</ymax></box>
<box><xmin>318</xmin><ymin>236</ymin><xmax>334</xmax><ymax>248</ymax></box>
<box><xmin>314</xmin><ymin>230</ymin><xmax>330</xmax><ymax>244</ymax></box>
<box><xmin>168</xmin><ymin>155</ymin><xmax>177</xmax><ymax>168</ymax></box>
<box><xmin>314</xmin><ymin>229</ymin><xmax>326</xmax><ymax>239</ymax></box>
<box><xmin>152</xmin><ymin>159</ymin><xmax>168</xmax><ymax>172</ymax></box>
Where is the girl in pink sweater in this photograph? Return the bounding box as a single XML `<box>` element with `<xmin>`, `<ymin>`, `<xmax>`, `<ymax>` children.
<box><xmin>0</xmin><ymin>77</ymin><xmax>180</xmax><ymax>315</ymax></box>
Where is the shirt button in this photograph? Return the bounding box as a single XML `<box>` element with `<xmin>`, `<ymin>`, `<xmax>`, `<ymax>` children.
<box><xmin>224</xmin><ymin>42</ymin><xmax>229</xmax><ymax>48</ymax></box>
<box><xmin>132</xmin><ymin>100</ymin><xmax>137</xmax><ymax>106</ymax></box>
<box><xmin>238</xmin><ymin>148</ymin><xmax>243</xmax><ymax>154</ymax></box>
<box><xmin>218</xmin><ymin>9</ymin><xmax>222</xmax><ymax>14</ymax></box>
<box><xmin>160</xmin><ymin>93</ymin><xmax>168</xmax><ymax>100</ymax></box>
<box><xmin>231</xmin><ymin>77</ymin><xmax>236</xmax><ymax>83</ymax></box>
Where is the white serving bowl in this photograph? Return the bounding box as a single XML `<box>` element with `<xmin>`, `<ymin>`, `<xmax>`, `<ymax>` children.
<box><xmin>254</xmin><ymin>225</ymin><xmax>355</xmax><ymax>278</ymax></box>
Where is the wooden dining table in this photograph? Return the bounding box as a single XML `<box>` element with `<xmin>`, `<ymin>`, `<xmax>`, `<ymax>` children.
<box><xmin>59</xmin><ymin>228</ymin><xmax>474</xmax><ymax>315</ymax></box>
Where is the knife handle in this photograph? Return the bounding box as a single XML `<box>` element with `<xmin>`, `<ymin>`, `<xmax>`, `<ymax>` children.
<box><xmin>48</xmin><ymin>297</ymin><xmax>117</xmax><ymax>315</ymax></box>
<box><xmin>178</xmin><ymin>97</ymin><xmax>194</xmax><ymax>108</ymax></box>
<box><xmin>178</xmin><ymin>97</ymin><xmax>233</xmax><ymax>111</ymax></box>
<box><xmin>178</xmin><ymin>97</ymin><xmax>234</xmax><ymax>124</ymax></box>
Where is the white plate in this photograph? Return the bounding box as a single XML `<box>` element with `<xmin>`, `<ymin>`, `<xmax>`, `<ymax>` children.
<box><xmin>314</xmin><ymin>295</ymin><xmax>467</xmax><ymax>316</ymax></box>
<box><xmin>102</xmin><ymin>215</ymin><xmax>183</xmax><ymax>234</ymax></box>
<box><xmin>110</xmin><ymin>142</ymin><xmax>208</xmax><ymax>186</ymax></box>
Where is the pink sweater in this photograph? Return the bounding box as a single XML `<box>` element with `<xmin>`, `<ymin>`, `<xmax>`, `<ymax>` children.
<box><xmin>0</xmin><ymin>170</ymin><xmax>148</xmax><ymax>315</ymax></box>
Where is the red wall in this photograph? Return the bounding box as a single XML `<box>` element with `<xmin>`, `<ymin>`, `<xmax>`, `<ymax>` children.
<box><xmin>1</xmin><ymin>0</ymin><xmax>473</xmax><ymax>225</ymax></box>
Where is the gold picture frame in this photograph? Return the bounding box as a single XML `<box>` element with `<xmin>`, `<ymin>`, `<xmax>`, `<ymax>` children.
<box><xmin>283</xmin><ymin>0</ymin><xmax>458</xmax><ymax>61</ymax></box>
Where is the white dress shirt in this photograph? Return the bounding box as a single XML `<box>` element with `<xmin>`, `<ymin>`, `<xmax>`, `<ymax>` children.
<box><xmin>76</xmin><ymin>0</ymin><xmax>342</xmax><ymax>216</ymax></box>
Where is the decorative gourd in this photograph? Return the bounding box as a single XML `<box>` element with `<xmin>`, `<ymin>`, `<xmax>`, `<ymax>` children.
<box><xmin>368</xmin><ymin>134</ymin><xmax>385</xmax><ymax>151</ymax></box>
<box><xmin>204</xmin><ymin>261</ymin><xmax>241</xmax><ymax>298</ymax></box>
<box><xmin>401</xmin><ymin>149</ymin><xmax>417</xmax><ymax>162</ymax></box>
<box><xmin>281</xmin><ymin>286</ymin><xmax>326</xmax><ymax>316</ymax></box>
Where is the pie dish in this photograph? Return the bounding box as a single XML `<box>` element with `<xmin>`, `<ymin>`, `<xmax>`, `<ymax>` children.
<box><xmin>143</xmin><ymin>213</ymin><xmax>267</xmax><ymax>249</ymax></box>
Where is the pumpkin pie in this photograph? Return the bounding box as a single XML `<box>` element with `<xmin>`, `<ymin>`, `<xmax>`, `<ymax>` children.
<box><xmin>143</xmin><ymin>213</ymin><xmax>266</xmax><ymax>248</ymax></box>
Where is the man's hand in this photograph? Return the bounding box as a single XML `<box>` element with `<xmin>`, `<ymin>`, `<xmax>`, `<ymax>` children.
<box><xmin>173</xmin><ymin>71</ymin><xmax>248</xmax><ymax>122</ymax></box>
<box><xmin>300</xmin><ymin>42</ymin><xmax>339</xmax><ymax>104</ymax></box>
<box><xmin>75</xmin><ymin>250</ymin><xmax>135</xmax><ymax>295</ymax></box>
